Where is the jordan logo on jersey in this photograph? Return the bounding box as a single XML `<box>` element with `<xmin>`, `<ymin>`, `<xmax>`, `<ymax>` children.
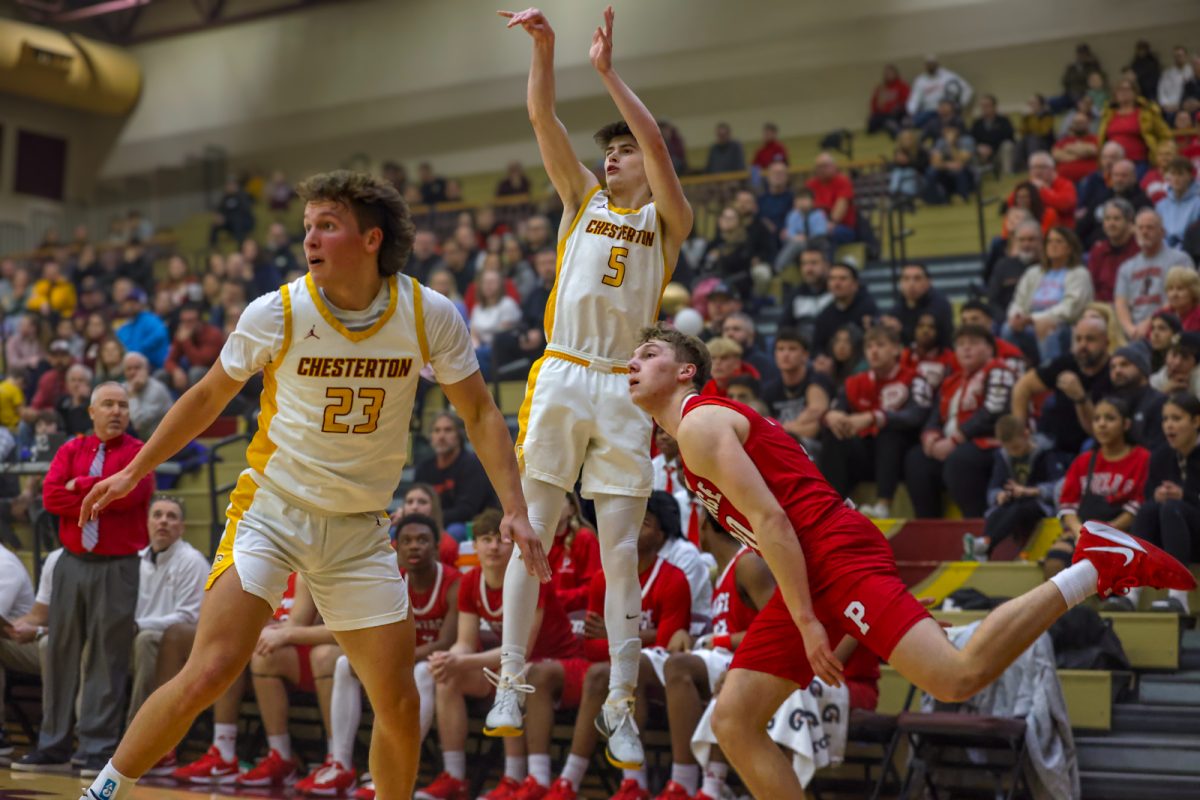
<box><xmin>305</xmin><ymin>325</ymin><xmax>320</xmax><ymax>340</ymax></box>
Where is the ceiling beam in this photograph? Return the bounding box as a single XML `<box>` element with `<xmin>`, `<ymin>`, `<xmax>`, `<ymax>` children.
<box><xmin>49</xmin><ymin>0</ymin><xmax>153</xmax><ymax>24</ymax></box>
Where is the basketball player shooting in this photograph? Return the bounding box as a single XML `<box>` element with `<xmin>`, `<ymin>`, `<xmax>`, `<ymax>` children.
<box><xmin>626</xmin><ymin>323</ymin><xmax>1196</xmax><ymax>798</ymax></box>
<box><xmin>485</xmin><ymin>6</ymin><xmax>693</xmax><ymax>772</ymax></box>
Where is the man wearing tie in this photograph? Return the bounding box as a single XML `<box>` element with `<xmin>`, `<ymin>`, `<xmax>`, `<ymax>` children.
<box><xmin>13</xmin><ymin>382</ymin><xmax>154</xmax><ymax>777</ymax></box>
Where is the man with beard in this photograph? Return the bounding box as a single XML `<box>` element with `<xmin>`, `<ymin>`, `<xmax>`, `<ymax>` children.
<box><xmin>1108</xmin><ymin>344</ymin><xmax>1166</xmax><ymax>450</ymax></box>
<box><xmin>1076</xmin><ymin>158</ymin><xmax>1152</xmax><ymax>246</ymax></box>
<box><xmin>1086</xmin><ymin>198</ymin><xmax>1140</xmax><ymax>303</ymax></box>
<box><xmin>986</xmin><ymin>220</ymin><xmax>1042</xmax><ymax>318</ymax></box>
<box><xmin>1011</xmin><ymin>316</ymin><xmax>1113</xmax><ymax>468</ymax></box>
<box><xmin>780</xmin><ymin>247</ymin><xmax>834</xmax><ymax>343</ymax></box>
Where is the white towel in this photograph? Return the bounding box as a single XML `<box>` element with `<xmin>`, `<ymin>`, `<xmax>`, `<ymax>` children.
<box><xmin>691</xmin><ymin>678</ymin><xmax>850</xmax><ymax>788</ymax></box>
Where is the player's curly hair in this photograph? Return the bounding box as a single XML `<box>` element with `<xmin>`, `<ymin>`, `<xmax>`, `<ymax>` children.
<box><xmin>296</xmin><ymin>170</ymin><xmax>415</xmax><ymax>277</ymax></box>
<box><xmin>637</xmin><ymin>323</ymin><xmax>712</xmax><ymax>392</ymax></box>
<box><xmin>594</xmin><ymin>121</ymin><xmax>637</xmax><ymax>149</ymax></box>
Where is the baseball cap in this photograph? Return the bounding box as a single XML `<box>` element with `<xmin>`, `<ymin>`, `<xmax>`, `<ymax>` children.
<box><xmin>48</xmin><ymin>340</ymin><xmax>71</xmax><ymax>355</ymax></box>
<box><xmin>125</xmin><ymin>287</ymin><xmax>148</xmax><ymax>304</ymax></box>
<box><xmin>706</xmin><ymin>281</ymin><xmax>734</xmax><ymax>299</ymax></box>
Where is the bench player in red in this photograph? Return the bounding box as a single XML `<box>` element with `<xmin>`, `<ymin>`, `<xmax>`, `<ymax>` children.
<box><xmin>626</xmin><ymin>323</ymin><xmax>1196</xmax><ymax>798</ymax></box>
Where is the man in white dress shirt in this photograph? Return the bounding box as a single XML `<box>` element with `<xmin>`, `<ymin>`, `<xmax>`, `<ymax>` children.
<box><xmin>0</xmin><ymin>542</ymin><xmax>36</xmax><ymax>758</ymax></box>
<box><xmin>127</xmin><ymin>497</ymin><xmax>208</xmax><ymax>722</ymax></box>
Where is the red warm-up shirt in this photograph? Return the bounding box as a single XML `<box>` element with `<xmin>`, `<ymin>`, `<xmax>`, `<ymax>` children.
<box><xmin>711</xmin><ymin>548</ymin><xmax>759</xmax><ymax>638</ymax></box>
<box><xmin>842</xmin><ymin>363</ymin><xmax>919</xmax><ymax>436</ymax></box>
<box><xmin>583</xmin><ymin>557</ymin><xmax>691</xmax><ymax>662</ymax></box>
<box><xmin>549</xmin><ymin>526</ymin><xmax>602</xmax><ymax>613</ymax></box>
<box><xmin>1058</xmin><ymin>447</ymin><xmax>1149</xmax><ymax>520</ymax></box>
<box><xmin>901</xmin><ymin>347</ymin><xmax>957</xmax><ymax>393</ymax></box>
<box><xmin>1006</xmin><ymin>177</ymin><xmax>1077</xmax><ymax>227</ymax></box>
<box><xmin>42</xmin><ymin>433</ymin><xmax>154</xmax><ymax>556</ymax></box>
<box><xmin>404</xmin><ymin>563</ymin><xmax>460</xmax><ymax>647</ymax></box>
<box><xmin>458</xmin><ymin>568</ymin><xmax>580</xmax><ymax>660</ymax></box>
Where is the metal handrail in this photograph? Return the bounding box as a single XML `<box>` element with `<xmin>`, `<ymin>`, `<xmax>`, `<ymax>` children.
<box><xmin>206</xmin><ymin>432</ymin><xmax>253</xmax><ymax>556</ymax></box>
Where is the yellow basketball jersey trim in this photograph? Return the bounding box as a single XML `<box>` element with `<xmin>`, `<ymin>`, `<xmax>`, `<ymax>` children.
<box><xmin>206</xmin><ymin>471</ymin><xmax>260</xmax><ymax>590</ymax></box>
<box><xmin>304</xmin><ymin>273</ymin><xmax>399</xmax><ymax>343</ymax></box>
<box><xmin>514</xmin><ymin>353</ymin><xmax>549</xmax><ymax>468</ymax></box>
<box><xmin>607</xmin><ymin>200</ymin><xmax>651</xmax><ymax>215</ymax></box>
<box><xmin>411</xmin><ymin>276</ymin><xmax>430</xmax><ymax>365</ymax></box>
<box><xmin>544</xmin><ymin>184</ymin><xmax>603</xmax><ymax>341</ymax></box>
<box><xmin>245</xmin><ymin>283</ymin><xmax>293</xmax><ymax>474</ymax></box>
<box><xmin>653</xmin><ymin>217</ymin><xmax>674</xmax><ymax>320</ymax></box>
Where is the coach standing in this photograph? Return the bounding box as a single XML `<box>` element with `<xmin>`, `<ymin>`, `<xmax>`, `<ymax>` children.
<box><xmin>13</xmin><ymin>382</ymin><xmax>154</xmax><ymax>776</ymax></box>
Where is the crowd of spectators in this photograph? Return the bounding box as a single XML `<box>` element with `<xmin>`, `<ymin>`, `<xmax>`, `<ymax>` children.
<box><xmin>2</xmin><ymin>34</ymin><xmax>1200</xmax><ymax>800</ymax></box>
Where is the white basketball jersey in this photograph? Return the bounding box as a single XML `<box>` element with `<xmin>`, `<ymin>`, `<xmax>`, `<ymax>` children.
<box><xmin>546</xmin><ymin>187</ymin><xmax>671</xmax><ymax>361</ymax></box>
<box><xmin>247</xmin><ymin>274</ymin><xmax>430</xmax><ymax>514</ymax></box>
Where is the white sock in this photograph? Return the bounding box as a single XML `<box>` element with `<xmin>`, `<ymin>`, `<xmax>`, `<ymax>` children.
<box><xmin>499</xmin><ymin>643</ymin><xmax>528</xmax><ymax>681</ymax></box>
<box><xmin>505</xmin><ymin>755</ymin><xmax>527</xmax><ymax>781</ymax></box>
<box><xmin>86</xmin><ymin>762</ymin><xmax>134</xmax><ymax>800</ymax></box>
<box><xmin>528</xmin><ymin>753</ymin><xmax>551</xmax><ymax>787</ymax></box>
<box><xmin>415</xmin><ymin>660</ymin><xmax>436</xmax><ymax>740</ymax></box>
<box><xmin>702</xmin><ymin>762</ymin><xmax>729</xmax><ymax>797</ymax></box>
<box><xmin>607</xmin><ymin>637</ymin><xmax>641</xmax><ymax>705</ymax></box>
<box><xmin>444</xmin><ymin>750</ymin><xmax>466</xmax><ymax>780</ymax></box>
<box><xmin>623</xmin><ymin>767</ymin><xmax>647</xmax><ymax>788</ymax></box>
<box><xmin>267</xmin><ymin>734</ymin><xmax>291</xmax><ymax>761</ymax></box>
<box><xmin>671</xmin><ymin>762</ymin><xmax>700</xmax><ymax>794</ymax></box>
<box><xmin>213</xmin><ymin>723</ymin><xmax>238</xmax><ymax>762</ymax></box>
<box><xmin>330</xmin><ymin>655</ymin><xmax>361</xmax><ymax>767</ymax></box>
<box><xmin>1049</xmin><ymin>560</ymin><xmax>1099</xmax><ymax>608</ymax></box>
<box><xmin>561</xmin><ymin>753</ymin><xmax>589</xmax><ymax>790</ymax></box>
<box><xmin>1169</xmin><ymin>588</ymin><xmax>1192</xmax><ymax>613</ymax></box>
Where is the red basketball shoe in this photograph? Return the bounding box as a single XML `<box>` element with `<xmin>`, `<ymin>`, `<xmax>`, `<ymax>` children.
<box><xmin>1075</xmin><ymin>521</ymin><xmax>1197</xmax><ymax>598</ymax></box>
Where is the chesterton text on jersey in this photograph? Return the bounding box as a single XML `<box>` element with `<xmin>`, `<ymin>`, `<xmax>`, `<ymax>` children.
<box><xmin>296</xmin><ymin>356</ymin><xmax>415</xmax><ymax>380</ymax></box>
<box><xmin>584</xmin><ymin>219</ymin><xmax>656</xmax><ymax>247</ymax></box>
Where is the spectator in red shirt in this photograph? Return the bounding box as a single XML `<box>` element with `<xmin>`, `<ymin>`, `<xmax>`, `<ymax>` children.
<box><xmin>701</xmin><ymin>337</ymin><xmax>760</xmax><ymax>397</ymax></box>
<box><xmin>17</xmin><ymin>383</ymin><xmax>153</xmax><ymax>774</ymax></box>
<box><xmin>1087</xmin><ymin>197</ymin><xmax>1141</xmax><ymax>303</ymax></box>
<box><xmin>1009</xmin><ymin>152</ymin><xmax>1078</xmax><ymax>228</ymax></box>
<box><xmin>867</xmin><ymin>64</ymin><xmax>910</xmax><ymax>137</ymax></box>
<box><xmin>1058</xmin><ymin>396</ymin><xmax>1149</xmax><ymax>539</ymax></box>
<box><xmin>820</xmin><ymin>326</ymin><xmax>926</xmax><ymax>519</ymax></box>
<box><xmin>751</xmin><ymin>123</ymin><xmax>789</xmax><ymax>169</ymax></box>
<box><xmin>1053</xmin><ymin>111</ymin><xmax>1100</xmax><ymax>184</ymax></box>
<box><xmin>806</xmin><ymin>153</ymin><xmax>858</xmax><ymax>244</ymax></box>
<box><xmin>545</xmin><ymin>493</ymin><xmax>601</xmax><ymax>613</ymax></box>
<box><xmin>163</xmin><ymin>304</ymin><xmax>226</xmax><ymax>393</ymax></box>
<box><xmin>524</xmin><ymin>491</ymin><xmax>692</xmax><ymax>798</ymax></box>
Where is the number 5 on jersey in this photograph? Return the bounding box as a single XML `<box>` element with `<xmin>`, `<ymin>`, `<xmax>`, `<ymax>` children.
<box><xmin>323</xmin><ymin>387</ymin><xmax>386</xmax><ymax>434</ymax></box>
<box><xmin>602</xmin><ymin>246</ymin><xmax>628</xmax><ymax>287</ymax></box>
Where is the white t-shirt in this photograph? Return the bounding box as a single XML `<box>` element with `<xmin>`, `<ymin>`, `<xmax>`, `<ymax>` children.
<box><xmin>220</xmin><ymin>274</ymin><xmax>479</xmax><ymax>513</ymax></box>
<box><xmin>34</xmin><ymin>548</ymin><xmax>64</xmax><ymax>607</ymax></box>
<box><xmin>0</xmin><ymin>545</ymin><xmax>34</xmax><ymax>620</ymax></box>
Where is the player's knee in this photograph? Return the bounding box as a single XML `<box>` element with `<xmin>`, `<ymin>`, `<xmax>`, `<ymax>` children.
<box><xmin>308</xmin><ymin>644</ymin><xmax>341</xmax><ymax>677</ymax></box>
<box><xmin>662</xmin><ymin>654</ymin><xmax>694</xmax><ymax>688</ymax></box>
<box><xmin>187</xmin><ymin>651</ymin><xmax>245</xmax><ymax>703</ymax></box>
<box><xmin>583</xmin><ymin>662</ymin><xmax>610</xmax><ymax>696</ymax></box>
<box><xmin>710</xmin><ymin>694</ymin><xmax>742</xmax><ymax>750</ymax></box>
<box><xmin>528</xmin><ymin>662</ymin><xmax>559</xmax><ymax>692</ymax></box>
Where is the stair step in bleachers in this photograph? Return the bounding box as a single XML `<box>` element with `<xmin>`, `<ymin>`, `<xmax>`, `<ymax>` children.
<box><xmin>1076</xmin><ymin>734</ymin><xmax>1200</xmax><ymax>777</ymax></box>
<box><xmin>1111</xmin><ymin>703</ymin><xmax>1200</xmax><ymax>736</ymax></box>
<box><xmin>1139</xmin><ymin>671</ymin><xmax>1200</xmax><ymax>706</ymax></box>
<box><xmin>1079</xmin><ymin>770</ymin><xmax>1200</xmax><ymax>800</ymax></box>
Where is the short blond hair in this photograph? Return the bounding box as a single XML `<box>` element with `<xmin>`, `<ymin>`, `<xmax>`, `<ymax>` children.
<box><xmin>705</xmin><ymin>336</ymin><xmax>743</xmax><ymax>359</ymax></box>
<box><xmin>1165</xmin><ymin>265</ymin><xmax>1200</xmax><ymax>307</ymax></box>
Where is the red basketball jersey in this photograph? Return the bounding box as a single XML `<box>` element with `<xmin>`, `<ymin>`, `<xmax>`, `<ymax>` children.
<box><xmin>403</xmin><ymin>563</ymin><xmax>460</xmax><ymax>647</ymax></box>
<box><xmin>458</xmin><ymin>568</ymin><xmax>582</xmax><ymax>660</ymax></box>
<box><xmin>711</xmin><ymin>547</ymin><xmax>758</xmax><ymax>637</ymax></box>
<box><xmin>584</xmin><ymin>556</ymin><xmax>691</xmax><ymax>661</ymax></box>
<box><xmin>680</xmin><ymin>396</ymin><xmax>896</xmax><ymax>596</ymax></box>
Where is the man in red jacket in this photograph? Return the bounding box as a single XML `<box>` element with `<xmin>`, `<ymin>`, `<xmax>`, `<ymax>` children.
<box><xmin>13</xmin><ymin>382</ymin><xmax>154</xmax><ymax>776</ymax></box>
<box><xmin>1008</xmin><ymin>152</ymin><xmax>1078</xmax><ymax>228</ymax></box>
